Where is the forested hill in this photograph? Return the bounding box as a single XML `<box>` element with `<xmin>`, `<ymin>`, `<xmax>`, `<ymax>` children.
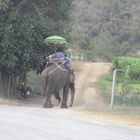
<box><xmin>70</xmin><ymin>0</ymin><xmax>140</xmax><ymax>61</ymax></box>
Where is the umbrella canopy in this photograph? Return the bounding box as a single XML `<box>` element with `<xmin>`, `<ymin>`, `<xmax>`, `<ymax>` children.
<box><xmin>44</xmin><ymin>35</ymin><xmax>67</xmax><ymax>45</ymax></box>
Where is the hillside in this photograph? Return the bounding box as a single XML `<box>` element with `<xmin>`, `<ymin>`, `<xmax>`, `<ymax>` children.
<box><xmin>70</xmin><ymin>0</ymin><xmax>140</xmax><ymax>60</ymax></box>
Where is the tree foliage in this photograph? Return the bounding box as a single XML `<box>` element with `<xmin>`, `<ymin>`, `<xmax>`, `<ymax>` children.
<box><xmin>0</xmin><ymin>0</ymin><xmax>72</xmax><ymax>97</ymax></box>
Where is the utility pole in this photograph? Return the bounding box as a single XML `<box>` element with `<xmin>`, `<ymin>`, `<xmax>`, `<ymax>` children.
<box><xmin>111</xmin><ymin>69</ymin><xmax>123</xmax><ymax>109</ymax></box>
<box><xmin>111</xmin><ymin>69</ymin><xmax>117</xmax><ymax>109</ymax></box>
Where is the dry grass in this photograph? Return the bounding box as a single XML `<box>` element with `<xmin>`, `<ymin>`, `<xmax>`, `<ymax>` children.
<box><xmin>0</xmin><ymin>98</ymin><xmax>18</xmax><ymax>106</ymax></box>
<box><xmin>72</xmin><ymin>109</ymin><xmax>140</xmax><ymax>128</ymax></box>
<box><xmin>71</xmin><ymin>61</ymin><xmax>83</xmax><ymax>72</ymax></box>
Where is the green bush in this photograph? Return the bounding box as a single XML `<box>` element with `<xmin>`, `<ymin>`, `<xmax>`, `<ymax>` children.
<box><xmin>27</xmin><ymin>71</ymin><xmax>43</xmax><ymax>95</ymax></box>
<box><xmin>112</xmin><ymin>56</ymin><xmax>140</xmax><ymax>80</ymax></box>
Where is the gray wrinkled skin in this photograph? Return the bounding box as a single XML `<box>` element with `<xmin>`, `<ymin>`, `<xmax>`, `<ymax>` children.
<box><xmin>41</xmin><ymin>64</ymin><xmax>69</xmax><ymax>108</ymax></box>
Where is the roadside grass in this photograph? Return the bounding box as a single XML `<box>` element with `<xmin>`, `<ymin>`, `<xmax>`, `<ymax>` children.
<box><xmin>97</xmin><ymin>74</ymin><xmax>140</xmax><ymax>116</ymax></box>
<box><xmin>27</xmin><ymin>71</ymin><xmax>43</xmax><ymax>96</ymax></box>
<box><xmin>0</xmin><ymin>71</ymin><xmax>43</xmax><ymax>105</ymax></box>
<box><xmin>71</xmin><ymin>61</ymin><xmax>83</xmax><ymax>72</ymax></box>
<box><xmin>0</xmin><ymin>98</ymin><xmax>18</xmax><ymax>105</ymax></box>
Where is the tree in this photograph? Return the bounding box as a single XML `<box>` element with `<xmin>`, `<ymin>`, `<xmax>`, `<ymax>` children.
<box><xmin>0</xmin><ymin>0</ymin><xmax>72</xmax><ymax>97</ymax></box>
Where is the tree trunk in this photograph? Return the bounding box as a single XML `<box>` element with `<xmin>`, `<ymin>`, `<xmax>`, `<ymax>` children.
<box><xmin>0</xmin><ymin>71</ymin><xmax>17</xmax><ymax>98</ymax></box>
<box><xmin>0</xmin><ymin>72</ymin><xmax>2</xmax><ymax>96</ymax></box>
<box><xmin>18</xmin><ymin>70</ymin><xmax>27</xmax><ymax>88</ymax></box>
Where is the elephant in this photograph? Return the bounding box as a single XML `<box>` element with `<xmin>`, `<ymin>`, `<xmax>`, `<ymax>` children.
<box><xmin>41</xmin><ymin>64</ymin><xmax>75</xmax><ymax>108</ymax></box>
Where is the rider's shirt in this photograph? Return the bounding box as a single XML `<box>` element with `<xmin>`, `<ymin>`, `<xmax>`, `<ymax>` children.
<box><xmin>49</xmin><ymin>52</ymin><xmax>65</xmax><ymax>64</ymax></box>
<box><xmin>47</xmin><ymin>52</ymin><xmax>70</xmax><ymax>69</ymax></box>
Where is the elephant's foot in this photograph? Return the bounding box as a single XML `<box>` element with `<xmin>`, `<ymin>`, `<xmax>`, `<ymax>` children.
<box><xmin>61</xmin><ymin>104</ymin><xmax>68</xmax><ymax>108</ymax></box>
<box><xmin>52</xmin><ymin>96</ymin><xmax>61</xmax><ymax>106</ymax></box>
<box><xmin>43</xmin><ymin>103</ymin><xmax>53</xmax><ymax>108</ymax></box>
<box><xmin>69</xmin><ymin>102</ymin><xmax>74</xmax><ymax>107</ymax></box>
<box><xmin>54</xmin><ymin>99</ymin><xmax>61</xmax><ymax>106</ymax></box>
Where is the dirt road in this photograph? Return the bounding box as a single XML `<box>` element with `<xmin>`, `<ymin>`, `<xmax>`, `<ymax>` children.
<box><xmin>74</xmin><ymin>62</ymin><xmax>110</xmax><ymax>108</ymax></box>
<box><xmin>0</xmin><ymin>105</ymin><xmax>140</xmax><ymax>140</ymax></box>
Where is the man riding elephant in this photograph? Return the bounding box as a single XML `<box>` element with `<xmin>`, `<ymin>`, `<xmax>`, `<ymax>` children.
<box><xmin>41</xmin><ymin>45</ymin><xmax>75</xmax><ymax>108</ymax></box>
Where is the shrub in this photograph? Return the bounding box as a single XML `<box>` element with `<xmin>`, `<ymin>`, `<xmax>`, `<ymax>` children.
<box><xmin>112</xmin><ymin>56</ymin><xmax>140</xmax><ymax>80</ymax></box>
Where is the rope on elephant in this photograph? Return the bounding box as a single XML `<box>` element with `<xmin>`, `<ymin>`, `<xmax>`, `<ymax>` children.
<box><xmin>47</xmin><ymin>63</ymin><xmax>68</xmax><ymax>76</ymax></box>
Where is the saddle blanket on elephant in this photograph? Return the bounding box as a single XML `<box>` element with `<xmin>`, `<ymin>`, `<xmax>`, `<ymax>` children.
<box><xmin>48</xmin><ymin>52</ymin><xmax>70</xmax><ymax>68</ymax></box>
<box><xmin>49</xmin><ymin>52</ymin><xmax>65</xmax><ymax>64</ymax></box>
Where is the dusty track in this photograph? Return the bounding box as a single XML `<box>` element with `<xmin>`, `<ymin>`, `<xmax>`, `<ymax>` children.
<box><xmin>0</xmin><ymin>105</ymin><xmax>140</xmax><ymax>140</ymax></box>
<box><xmin>74</xmin><ymin>62</ymin><xmax>111</xmax><ymax>108</ymax></box>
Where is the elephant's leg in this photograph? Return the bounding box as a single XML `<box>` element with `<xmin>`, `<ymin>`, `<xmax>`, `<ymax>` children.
<box><xmin>42</xmin><ymin>79</ymin><xmax>48</xmax><ymax>97</ymax></box>
<box><xmin>43</xmin><ymin>96</ymin><xmax>48</xmax><ymax>108</ymax></box>
<box><xmin>43</xmin><ymin>91</ymin><xmax>53</xmax><ymax>108</ymax></box>
<box><xmin>61</xmin><ymin>86</ymin><xmax>69</xmax><ymax>108</ymax></box>
<box><xmin>41</xmin><ymin>68</ymin><xmax>48</xmax><ymax>97</ymax></box>
<box><xmin>54</xmin><ymin>91</ymin><xmax>61</xmax><ymax>105</ymax></box>
<box><xmin>47</xmin><ymin>94</ymin><xmax>53</xmax><ymax>108</ymax></box>
<box><xmin>69</xmin><ymin>86</ymin><xmax>75</xmax><ymax>107</ymax></box>
<box><xmin>42</xmin><ymin>85</ymin><xmax>46</xmax><ymax>97</ymax></box>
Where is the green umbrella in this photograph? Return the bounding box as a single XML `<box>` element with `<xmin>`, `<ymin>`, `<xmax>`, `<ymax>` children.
<box><xmin>44</xmin><ymin>35</ymin><xmax>67</xmax><ymax>45</ymax></box>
